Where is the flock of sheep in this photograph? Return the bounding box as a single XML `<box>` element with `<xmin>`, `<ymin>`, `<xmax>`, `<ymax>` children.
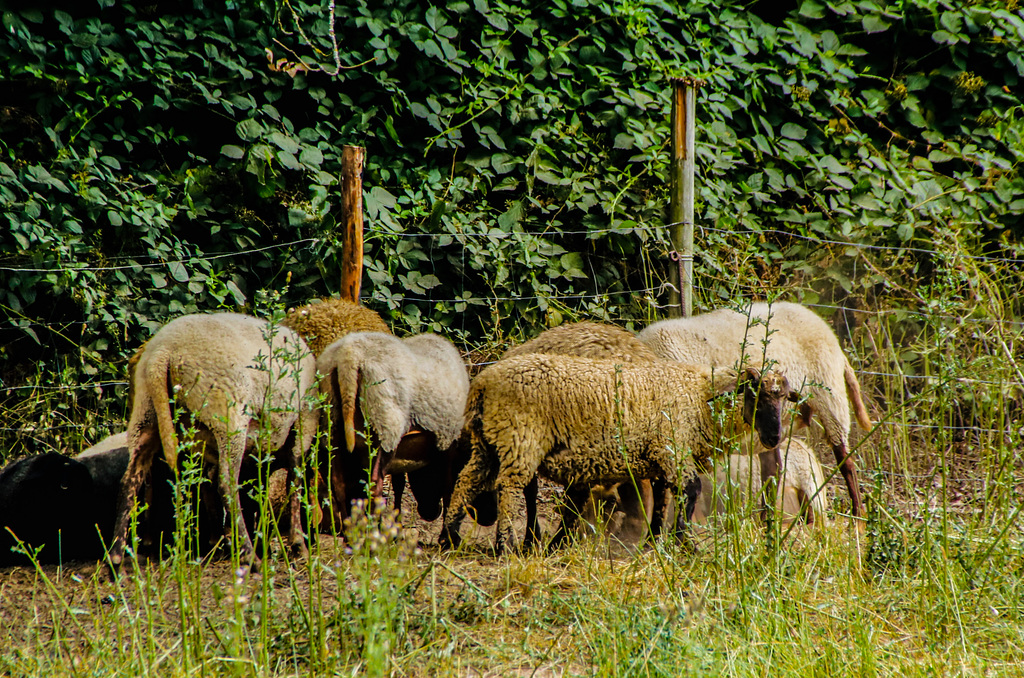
<box><xmin>0</xmin><ymin>298</ymin><xmax>874</xmax><ymax>571</ymax></box>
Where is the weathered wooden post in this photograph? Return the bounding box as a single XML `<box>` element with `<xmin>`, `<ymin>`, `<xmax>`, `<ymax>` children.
<box><xmin>339</xmin><ymin>145</ymin><xmax>365</xmax><ymax>303</ymax></box>
<box><xmin>668</xmin><ymin>77</ymin><xmax>702</xmax><ymax>318</ymax></box>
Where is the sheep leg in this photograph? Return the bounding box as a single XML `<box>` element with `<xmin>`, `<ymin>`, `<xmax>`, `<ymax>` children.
<box><xmin>370</xmin><ymin>451</ymin><xmax>392</xmax><ymax>500</ymax></box>
<box><xmin>647</xmin><ymin>478</ymin><xmax>674</xmax><ymax>541</ymax></box>
<box><xmin>548</xmin><ymin>484</ymin><xmax>590</xmax><ymax>550</ymax></box>
<box><xmin>494</xmin><ymin>474</ymin><xmax>531</xmax><ymax>555</ymax></box>
<box><xmin>110</xmin><ymin>425</ymin><xmax>160</xmax><ymax>572</ymax></box>
<box><xmin>391</xmin><ymin>471</ymin><xmax>406</xmax><ymax>516</ymax></box>
<box><xmin>832</xmin><ymin>442</ymin><xmax>865</xmax><ymax>524</ymax></box>
<box><xmin>283</xmin><ymin>418</ymin><xmax>311</xmax><ymax>560</ymax></box>
<box><xmin>216</xmin><ymin>424</ymin><xmax>258</xmax><ymax>573</ymax></box>
<box><xmin>328</xmin><ymin>462</ymin><xmax>350</xmax><ymax>533</ymax></box>
<box><xmin>758</xmin><ymin>448</ymin><xmax>781</xmax><ymax>521</ymax></box>
<box><xmin>439</xmin><ymin>446</ymin><xmax>492</xmax><ymax>550</ymax></box>
<box><xmin>521</xmin><ymin>475</ymin><xmax>540</xmax><ymax>551</ymax></box>
<box><xmin>614</xmin><ymin>480</ymin><xmax>654</xmax><ymax>551</ymax></box>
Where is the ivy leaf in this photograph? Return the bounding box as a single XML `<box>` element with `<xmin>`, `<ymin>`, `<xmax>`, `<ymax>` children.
<box><xmin>497</xmin><ymin>201</ymin><xmax>524</xmax><ymax>230</ymax></box>
<box><xmin>613</xmin><ymin>133</ymin><xmax>635</xmax><ymax>149</ymax></box>
<box><xmin>426</xmin><ymin>6</ymin><xmax>441</xmax><ymax>31</ymax></box>
<box><xmin>798</xmin><ymin>0</ymin><xmax>825</xmax><ymax>19</ymax></box>
<box><xmin>559</xmin><ymin>252</ymin><xmax>587</xmax><ymax>279</ymax></box>
<box><xmin>238</xmin><ymin>121</ymin><xmax>264</xmax><ymax>143</ymax></box>
<box><xmin>226</xmin><ymin>280</ymin><xmax>246</xmax><ymax>306</ymax></box>
<box><xmin>277</xmin><ymin>150</ymin><xmax>302</xmax><ymax>170</ymax></box>
<box><xmin>288</xmin><ymin>208</ymin><xmax>311</xmax><ymax>226</ymax></box>
<box><xmin>168</xmin><ymin>261</ymin><xmax>189</xmax><ymax>283</ymax></box>
<box><xmin>862</xmin><ymin>14</ymin><xmax>891</xmax><ymax>33</ymax></box>
<box><xmin>269</xmin><ymin>131</ymin><xmax>300</xmax><ymax>154</ymax></box>
<box><xmin>491</xmin><ymin>153</ymin><xmax>517</xmax><ymax>174</ymax></box>
<box><xmin>299</xmin><ymin>146</ymin><xmax>324</xmax><ymax>166</ymax></box>
<box><xmin>221</xmin><ymin>144</ymin><xmax>245</xmax><ymax>159</ymax></box>
<box><xmin>780</xmin><ymin>123</ymin><xmax>807</xmax><ymax>140</ymax></box>
<box><xmin>418</xmin><ymin>274</ymin><xmax>441</xmax><ymax>289</ymax></box>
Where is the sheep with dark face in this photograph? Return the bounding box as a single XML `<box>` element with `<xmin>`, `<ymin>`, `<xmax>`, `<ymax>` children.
<box><xmin>0</xmin><ymin>432</ymin><xmax>171</xmax><ymax>566</ymax></box>
<box><xmin>0</xmin><ymin>453</ymin><xmax>98</xmax><ymax>566</ymax></box>
<box><xmin>439</xmin><ymin>353</ymin><xmax>796</xmax><ymax>553</ymax></box>
<box><xmin>110</xmin><ymin>312</ymin><xmax>318</xmax><ymax>574</ymax></box>
<box><xmin>316</xmin><ymin>331</ymin><xmax>470</xmax><ymax>528</ymax></box>
<box><xmin>500</xmin><ymin>321</ymin><xmax>662</xmax><ymax>546</ymax></box>
<box><xmin>639</xmin><ymin>301</ymin><xmax>872</xmax><ymax>520</ymax></box>
<box><xmin>78</xmin><ymin>432</ymin><xmax>302</xmax><ymax>558</ymax></box>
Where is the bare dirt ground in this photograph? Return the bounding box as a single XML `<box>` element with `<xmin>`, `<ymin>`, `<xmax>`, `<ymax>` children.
<box><xmin>0</xmin><ymin>478</ymin><xmax>568</xmax><ymax>656</ymax></box>
<box><xmin>0</xmin><ymin>438</ymin><xmax>994</xmax><ymax>669</ymax></box>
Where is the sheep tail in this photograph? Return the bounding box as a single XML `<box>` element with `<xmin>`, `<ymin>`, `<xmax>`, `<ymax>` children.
<box><xmin>148</xmin><ymin>350</ymin><xmax>181</xmax><ymax>477</ymax></box>
<box><xmin>338</xmin><ymin>363</ymin><xmax>360</xmax><ymax>453</ymax></box>
<box><xmin>844</xmin><ymin>360</ymin><xmax>873</xmax><ymax>431</ymax></box>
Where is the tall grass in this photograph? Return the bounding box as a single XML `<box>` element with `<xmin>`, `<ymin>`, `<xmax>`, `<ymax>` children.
<box><xmin>2</xmin><ymin>251</ymin><xmax>1023</xmax><ymax>676</ymax></box>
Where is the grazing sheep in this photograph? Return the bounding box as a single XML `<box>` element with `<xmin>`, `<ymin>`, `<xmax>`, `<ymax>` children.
<box><xmin>575</xmin><ymin>479</ymin><xmax>656</xmax><ymax>553</ymax></box>
<box><xmin>500</xmin><ymin>321</ymin><xmax>661</xmax><ymax>547</ymax></box>
<box><xmin>0</xmin><ymin>453</ymin><xmax>99</xmax><ymax>565</ymax></box>
<box><xmin>79</xmin><ymin>432</ymin><xmax>303</xmax><ymax>556</ymax></box>
<box><xmin>0</xmin><ymin>432</ymin><xmax>169</xmax><ymax>566</ymax></box>
<box><xmin>439</xmin><ymin>353</ymin><xmax>797</xmax><ymax>553</ymax></box>
<box><xmin>76</xmin><ymin>432</ymin><xmax>176</xmax><ymax>556</ymax></box>
<box><xmin>317</xmin><ymin>331</ymin><xmax>470</xmax><ymax>527</ymax></box>
<box><xmin>111</xmin><ymin>312</ymin><xmax>318</xmax><ymax>573</ymax></box>
<box><xmin>685</xmin><ymin>436</ymin><xmax>829</xmax><ymax>527</ymax></box>
<box><xmin>579</xmin><ymin>437</ymin><xmax>829</xmax><ymax>551</ymax></box>
<box><xmin>639</xmin><ymin>301</ymin><xmax>872</xmax><ymax>519</ymax></box>
<box><xmin>502</xmin><ymin>321</ymin><xmax>660</xmax><ymax>364</ymax></box>
<box><xmin>283</xmin><ymin>298</ymin><xmax>390</xmax><ymax>357</ymax></box>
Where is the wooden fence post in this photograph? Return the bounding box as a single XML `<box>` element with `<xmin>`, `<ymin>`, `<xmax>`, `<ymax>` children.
<box><xmin>340</xmin><ymin>145</ymin><xmax>365</xmax><ymax>304</ymax></box>
<box><xmin>668</xmin><ymin>77</ymin><xmax>702</xmax><ymax>318</ymax></box>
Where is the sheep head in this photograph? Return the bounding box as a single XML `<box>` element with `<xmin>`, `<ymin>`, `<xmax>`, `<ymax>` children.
<box><xmin>710</xmin><ymin>367</ymin><xmax>797</xmax><ymax>450</ymax></box>
<box><xmin>737</xmin><ymin>367</ymin><xmax>797</xmax><ymax>449</ymax></box>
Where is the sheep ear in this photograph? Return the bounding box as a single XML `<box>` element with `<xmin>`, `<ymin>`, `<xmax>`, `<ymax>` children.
<box><xmin>741</xmin><ymin>366</ymin><xmax>762</xmax><ymax>385</ymax></box>
<box><xmin>710</xmin><ymin>368</ymin><xmax>739</xmax><ymax>397</ymax></box>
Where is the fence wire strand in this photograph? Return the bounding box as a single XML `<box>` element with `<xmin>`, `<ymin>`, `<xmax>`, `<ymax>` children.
<box><xmin>3</xmin><ymin>229</ymin><xmax>1021</xmax><ymax>456</ymax></box>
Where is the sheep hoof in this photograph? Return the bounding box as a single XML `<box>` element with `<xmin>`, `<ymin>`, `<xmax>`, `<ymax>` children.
<box><xmin>291</xmin><ymin>541</ymin><xmax>309</xmax><ymax>561</ymax></box>
<box><xmin>437</xmin><ymin>527</ymin><xmax>461</xmax><ymax>551</ymax></box>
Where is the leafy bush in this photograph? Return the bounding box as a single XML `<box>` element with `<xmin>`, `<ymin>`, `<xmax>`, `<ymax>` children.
<box><xmin>1</xmin><ymin>0</ymin><xmax>1022</xmax><ymax>457</ymax></box>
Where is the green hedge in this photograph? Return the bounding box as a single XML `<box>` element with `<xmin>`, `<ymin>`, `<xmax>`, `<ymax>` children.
<box><xmin>1</xmin><ymin>0</ymin><xmax>1022</xmax><ymax>455</ymax></box>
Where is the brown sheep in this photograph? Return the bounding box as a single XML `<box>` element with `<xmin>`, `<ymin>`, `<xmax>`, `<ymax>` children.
<box><xmin>439</xmin><ymin>353</ymin><xmax>797</xmax><ymax>553</ymax></box>
<box><xmin>282</xmin><ymin>297</ymin><xmax>390</xmax><ymax>357</ymax></box>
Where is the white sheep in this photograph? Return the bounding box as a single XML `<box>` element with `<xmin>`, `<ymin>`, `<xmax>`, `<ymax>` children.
<box><xmin>316</xmin><ymin>331</ymin><xmax>470</xmax><ymax>527</ymax></box>
<box><xmin>439</xmin><ymin>353</ymin><xmax>796</xmax><ymax>553</ymax></box>
<box><xmin>639</xmin><ymin>301</ymin><xmax>872</xmax><ymax>520</ymax></box>
<box><xmin>686</xmin><ymin>436</ymin><xmax>829</xmax><ymax>527</ymax></box>
<box><xmin>110</xmin><ymin>312</ymin><xmax>318</xmax><ymax>573</ymax></box>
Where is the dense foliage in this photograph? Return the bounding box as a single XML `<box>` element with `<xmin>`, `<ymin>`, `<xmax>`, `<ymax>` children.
<box><xmin>1</xmin><ymin>0</ymin><xmax>1022</xmax><ymax>455</ymax></box>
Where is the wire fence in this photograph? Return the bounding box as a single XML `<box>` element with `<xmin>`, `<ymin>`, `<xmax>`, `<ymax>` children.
<box><xmin>3</xmin><ymin>229</ymin><xmax>1021</xmax><ymax>459</ymax></box>
<box><xmin>2</xmin><ymin>221</ymin><xmax>1022</xmax><ymax>271</ymax></box>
